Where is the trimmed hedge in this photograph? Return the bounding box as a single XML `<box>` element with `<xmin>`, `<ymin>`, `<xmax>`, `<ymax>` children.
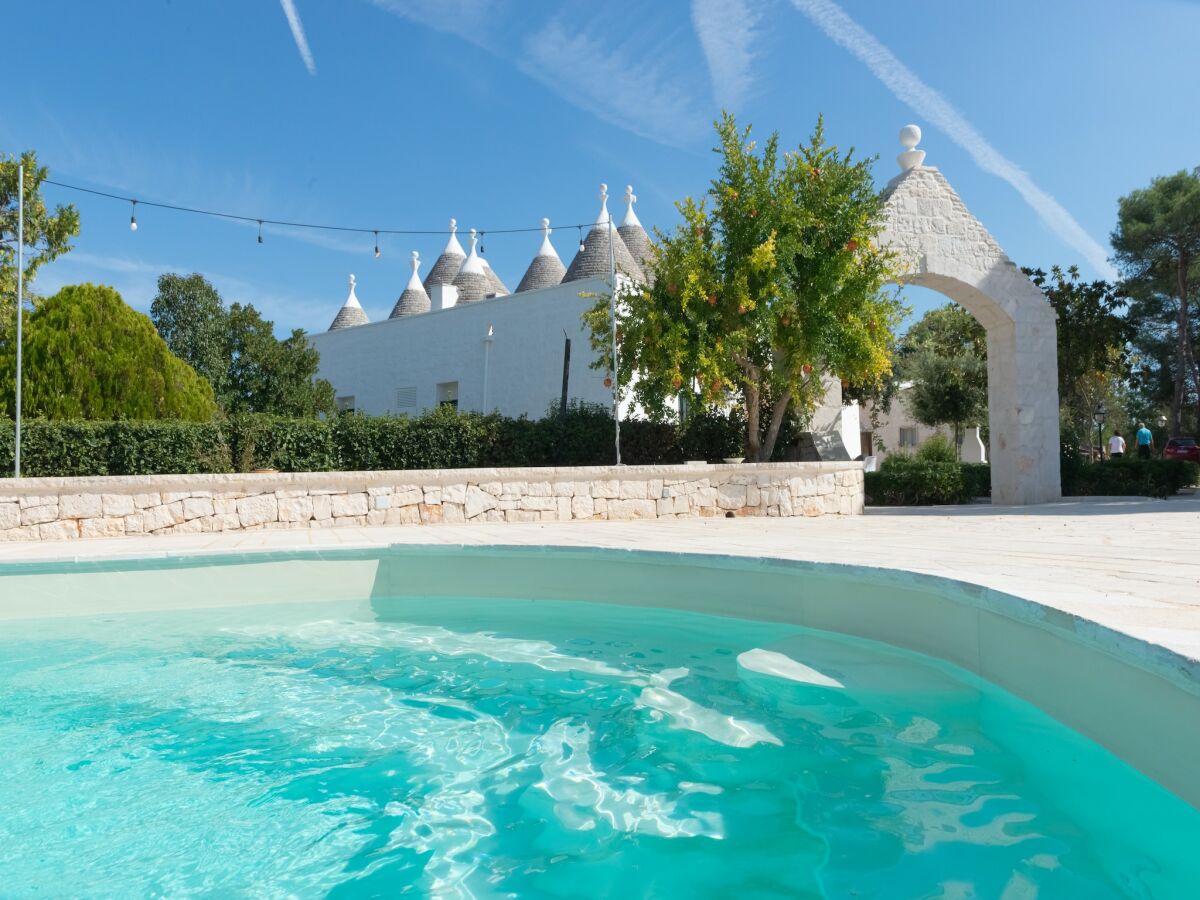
<box><xmin>867</xmin><ymin>454</ymin><xmax>1198</xmax><ymax>505</ymax></box>
<box><xmin>0</xmin><ymin>404</ymin><xmax>756</xmax><ymax>478</ymax></box>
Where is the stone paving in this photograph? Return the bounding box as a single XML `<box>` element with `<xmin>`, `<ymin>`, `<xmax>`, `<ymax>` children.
<box><xmin>3</xmin><ymin>495</ymin><xmax>1197</xmax><ymax>663</ymax></box>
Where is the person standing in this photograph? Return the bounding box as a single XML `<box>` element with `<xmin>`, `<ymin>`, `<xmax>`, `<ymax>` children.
<box><xmin>1135</xmin><ymin>422</ymin><xmax>1154</xmax><ymax>459</ymax></box>
<box><xmin>1108</xmin><ymin>430</ymin><xmax>1126</xmax><ymax>458</ymax></box>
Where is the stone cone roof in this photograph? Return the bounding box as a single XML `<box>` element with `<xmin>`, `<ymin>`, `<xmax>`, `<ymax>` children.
<box><xmin>565</xmin><ymin>184</ymin><xmax>644</xmax><ymax>283</ymax></box>
<box><xmin>480</xmin><ymin>256</ymin><xmax>509</xmax><ymax>296</ymax></box>
<box><xmin>329</xmin><ymin>274</ymin><xmax>369</xmax><ymax>330</ymax></box>
<box><xmin>618</xmin><ymin>185</ymin><xmax>655</xmax><ymax>283</ymax></box>
<box><xmin>390</xmin><ymin>251</ymin><xmax>431</xmax><ymax>318</ymax></box>
<box><xmin>424</xmin><ymin>218</ymin><xmax>466</xmax><ymax>292</ymax></box>
<box><xmin>565</xmin><ymin>223</ymin><xmax>644</xmax><ymax>283</ymax></box>
<box><xmin>516</xmin><ymin>218</ymin><xmax>566</xmax><ymax>293</ymax></box>
<box><xmin>452</xmin><ymin>229</ymin><xmax>491</xmax><ymax>304</ymax></box>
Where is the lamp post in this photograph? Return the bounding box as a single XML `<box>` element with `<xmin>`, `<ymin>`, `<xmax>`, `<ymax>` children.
<box><xmin>1093</xmin><ymin>402</ymin><xmax>1106</xmax><ymax>461</ymax></box>
<box><xmin>481</xmin><ymin>324</ymin><xmax>494</xmax><ymax>413</ymax></box>
<box><xmin>14</xmin><ymin>164</ymin><xmax>24</xmax><ymax>479</ymax></box>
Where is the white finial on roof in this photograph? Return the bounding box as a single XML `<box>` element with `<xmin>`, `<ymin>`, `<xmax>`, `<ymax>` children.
<box><xmin>595</xmin><ymin>182</ymin><xmax>611</xmax><ymax>228</ymax></box>
<box><xmin>537</xmin><ymin>217</ymin><xmax>559</xmax><ymax>258</ymax></box>
<box><xmin>406</xmin><ymin>251</ymin><xmax>422</xmax><ymax>290</ymax></box>
<box><xmin>898</xmin><ymin>124</ymin><xmax>926</xmax><ymax>171</ymax></box>
<box><xmin>460</xmin><ymin>227</ymin><xmax>486</xmax><ymax>275</ymax></box>
<box><xmin>443</xmin><ymin>217</ymin><xmax>465</xmax><ymax>255</ymax></box>
<box><xmin>345</xmin><ymin>273</ymin><xmax>361</xmax><ymax>308</ymax></box>
<box><xmin>621</xmin><ymin>184</ymin><xmax>642</xmax><ymax>228</ymax></box>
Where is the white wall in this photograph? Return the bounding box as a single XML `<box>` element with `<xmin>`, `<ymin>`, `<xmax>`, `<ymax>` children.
<box><xmin>309</xmin><ymin>278</ymin><xmax>614</xmax><ymax>418</ymax></box>
<box><xmin>864</xmin><ymin>386</ymin><xmax>987</xmax><ymax>463</ymax></box>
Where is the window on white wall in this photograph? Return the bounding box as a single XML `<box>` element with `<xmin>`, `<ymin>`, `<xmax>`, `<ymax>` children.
<box><xmin>899</xmin><ymin>426</ymin><xmax>917</xmax><ymax>449</ymax></box>
<box><xmin>395</xmin><ymin>386</ymin><xmax>417</xmax><ymax>412</ymax></box>
<box><xmin>436</xmin><ymin>382</ymin><xmax>459</xmax><ymax>409</ymax></box>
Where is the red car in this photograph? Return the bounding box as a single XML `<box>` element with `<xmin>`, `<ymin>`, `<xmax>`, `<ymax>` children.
<box><xmin>1163</xmin><ymin>436</ymin><xmax>1200</xmax><ymax>463</ymax></box>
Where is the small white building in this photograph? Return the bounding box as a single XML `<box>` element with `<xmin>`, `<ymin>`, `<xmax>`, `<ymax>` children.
<box><xmin>862</xmin><ymin>383</ymin><xmax>987</xmax><ymax>463</ymax></box>
<box><xmin>309</xmin><ymin>184</ymin><xmax>862</xmax><ymax>457</ymax></box>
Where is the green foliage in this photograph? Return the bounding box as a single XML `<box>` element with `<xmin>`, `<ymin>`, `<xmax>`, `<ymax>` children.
<box><xmin>904</xmin><ymin>350</ymin><xmax>988</xmax><ymax>456</ymax></box>
<box><xmin>587</xmin><ymin>113</ymin><xmax>903</xmax><ymax>462</ymax></box>
<box><xmin>1061</xmin><ymin>454</ymin><xmax>1198</xmax><ymax>499</ymax></box>
<box><xmin>0</xmin><ymin>151</ymin><xmax>80</xmax><ymax>317</ymax></box>
<box><xmin>914</xmin><ymin>433</ymin><xmax>957</xmax><ymax>463</ymax></box>
<box><xmin>0</xmin><ymin>284</ymin><xmax>217</xmax><ymax>421</ymax></box>
<box><xmin>903</xmin><ymin>303</ymin><xmax>986</xmax><ymax>359</ymax></box>
<box><xmin>229</xmin><ymin>415</ymin><xmax>337</xmax><ymax>473</ymax></box>
<box><xmin>150</xmin><ymin>274</ymin><xmax>336</xmax><ymax>418</ymax></box>
<box><xmin>1111</xmin><ymin>167</ymin><xmax>1200</xmax><ymax>434</ymax></box>
<box><xmin>865</xmin><ymin>457</ymin><xmax>970</xmax><ymax>505</ymax></box>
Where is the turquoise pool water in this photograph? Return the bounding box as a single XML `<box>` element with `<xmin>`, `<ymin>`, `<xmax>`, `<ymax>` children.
<box><xmin>2</xmin><ymin>594</ymin><xmax>1197</xmax><ymax>898</ymax></box>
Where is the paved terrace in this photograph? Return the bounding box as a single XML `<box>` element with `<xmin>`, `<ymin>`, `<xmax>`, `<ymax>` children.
<box><xmin>3</xmin><ymin>496</ymin><xmax>1198</xmax><ymax>662</ymax></box>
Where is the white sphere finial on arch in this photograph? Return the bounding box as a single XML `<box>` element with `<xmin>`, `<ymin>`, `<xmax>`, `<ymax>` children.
<box><xmin>897</xmin><ymin>123</ymin><xmax>927</xmax><ymax>171</ymax></box>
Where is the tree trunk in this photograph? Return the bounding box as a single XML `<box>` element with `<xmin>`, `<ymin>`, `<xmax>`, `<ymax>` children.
<box><xmin>744</xmin><ymin>379</ymin><xmax>761</xmax><ymax>461</ymax></box>
<box><xmin>760</xmin><ymin>389</ymin><xmax>794</xmax><ymax>462</ymax></box>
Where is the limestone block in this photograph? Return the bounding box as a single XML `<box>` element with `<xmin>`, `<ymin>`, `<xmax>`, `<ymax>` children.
<box><xmin>276</xmin><ymin>488</ymin><xmax>308</xmax><ymax>499</ymax></box>
<box><xmin>657</xmin><ymin>496</ymin><xmax>688</xmax><ymax>516</ymax></box>
<box><xmin>393</xmin><ymin>488</ymin><xmax>422</xmax><ymax>507</ymax></box>
<box><xmin>422</xmin><ymin>488</ymin><xmax>443</xmax><ymax>505</ymax></box>
<box><xmin>552</xmin><ymin>482</ymin><xmax>575</xmax><ymax>497</ymax></box>
<box><xmin>124</xmin><ymin>513</ymin><xmax>144</xmax><ymax>534</ymax></box>
<box><xmin>527</xmin><ymin>481</ymin><xmax>552</xmax><ymax>497</ymax></box>
<box><xmin>182</xmin><ymin>497</ymin><xmax>215</xmax><ymax>520</ymax></box>
<box><xmin>443</xmin><ymin>503</ymin><xmax>466</xmax><ymax>523</ymax></box>
<box><xmin>618</xmin><ymin>481</ymin><xmax>648</xmax><ymax>500</ymax></box>
<box><xmin>101</xmin><ymin>494</ymin><xmax>137</xmax><ymax>517</ymax></box>
<box><xmin>166</xmin><ymin>519</ymin><xmax>204</xmax><ymax>535</ymax></box>
<box><xmin>77</xmin><ymin>517</ymin><xmax>124</xmax><ymax>538</ymax></box>
<box><xmin>0</xmin><ymin>525</ymin><xmax>39</xmax><ymax>542</ymax></box>
<box><xmin>312</xmin><ymin>495</ymin><xmax>332</xmax><ymax>521</ymax></box>
<box><xmin>366</xmin><ymin>509</ymin><xmax>386</xmax><ymax>526</ymax></box>
<box><xmin>648</xmin><ymin>479</ymin><xmax>664</xmax><ymax>499</ymax></box>
<box><xmin>464</xmin><ymin>486</ymin><xmax>498</xmax><ymax>519</ymax></box>
<box><xmin>39</xmin><ymin>520</ymin><xmax>80</xmax><ymax>540</ymax></box>
<box><xmin>331</xmin><ymin>493</ymin><xmax>369</xmax><ymax>518</ymax></box>
<box><xmin>555</xmin><ymin>497</ymin><xmax>571</xmax><ymax>520</ymax></box>
<box><xmin>136</xmin><ymin>493</ymin><xmax>163</xmax><ymax>509</ymax></box>
<box><xmin>162</xmin><ymin>491</ymin><xmax>191</xmax><ymax>504</ymax></box>
<box><xmin>214</xmin><ymin>498</ymin><xmax>238</xmax><ymax>516</ymax></box>
<box><xmin>498</xmin><ymin>499</ymin><xmax>519</xmax><ymax>511</ymax></box>
<box><xmin>0</xmin><ymin>503</ymin><xmax>18</xmax><ymax>530</ymax></box>
<box><xmin>443</xmin><ymin>483</ymin><xmax>467</xmax><ymax>504</ymax></box>
<box><xmin>237</xmin><ymin>494</ymin><xmax>278</xmax><ymax>527</ymax></box>
<box><xmin>418</xmin><ymin>503</ymin><xmax>443</xmax><ymax>524</ymax></box>
<box><xmin>746</xmin><ymin>484</ymin><xmax>761</xmax><ymax>507</ymax></box>
<box><xmin>278</xmin><ymin>496</ymin><xmax>314</xmax><ymax>523</ymax></box>
<box><xmin>591</xmin><ymin>479</ymin><xmax>619</xmax><ymax>499</ymax></box>
<box><xmin>504</xmin><ymin>509</ymin><xmax>540</xmax><ymax>523</ymax></box>
<box><xmin>479</xmin><ymin>481</ymin><xmax>502</xmax><ymax>496</ymax></box>
<box><xmin>502</xmin><ymin>481</ymin><xmax>528</xmax><ymax>496</ymax></box>
<box><xmin>778</xmin><ymin>493</ymin><xmax>794</xmax><ymax>516</ymax></box>
<box><xmin>519</xmin><ymin>496</ymin><xmax>558</xmax><ymax>512</ymax></box>
<box><xmin>373</xmin><ymin>494</ymin><xmax>392</xmax><ymax>510</ymax></box>
<box><xmin>608</xmin><ymin>498</ymin><xmax>657</xmax><ymax>520</ymax></box>
<box><xmin>367</xmin><ymin>486</ymin><xmax>393</xmax><ymax>497</ymax></box>
<box><xmin>333</xmin><ymin>515</ymin><xmax>367</xmax><ymax>528</ymax></box>
<box><xmin>593</xmin><ymin>497</ymin><xmax>608</xmax><ymax>518</ymax></box>
<box><xmin>572</xmin><ymin>495</ymin><xmax>595</xmax><ymax>519</ymax></box>
<box><xmin>483</xmin><ymin>509</ymin><xmax>504</xmax><ymax>522</ymax></box>
<box><xmin>715</xmin><ymin>484</ymin><xmax>747</xmax><ymax>510</ymax></box>
<box><xmin>21</xmin><ymin>503</ymin><xmax>59</xmax><ymax>526</ymax></box>
<box><xmin>802</xmin><ymin>498</ymin><xmax>824</xmax><ymax>517</ymax></box>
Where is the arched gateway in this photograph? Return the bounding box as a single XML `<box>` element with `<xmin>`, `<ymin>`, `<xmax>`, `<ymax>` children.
<box><xmin>878</xmin><ymin>127</ymin><xmax>1062</xmax><ymax>505</ymax></box>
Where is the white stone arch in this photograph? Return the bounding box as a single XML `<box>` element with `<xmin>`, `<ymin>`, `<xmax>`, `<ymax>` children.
<box><xmin>878</xmin><ymin>133</ymin><xmax>1061</xmax><ymax>505</ymax></box>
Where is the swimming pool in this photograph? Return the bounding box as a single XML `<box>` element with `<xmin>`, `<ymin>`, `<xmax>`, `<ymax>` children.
<box><xmin>2</xmin><ymin>546</ymin><xmax>1198</xmax><ymax>896</ymax></box>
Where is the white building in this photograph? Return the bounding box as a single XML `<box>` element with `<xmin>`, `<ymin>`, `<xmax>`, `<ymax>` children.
<box><xmin>862</xmin><ymin>383</ymin><xmax>987</xmax><ymax>463</ymax></box>
<box><xmin>309</xmin><ymin>184</ymin><xmax>862</xmax><ymax>457</ymax></box>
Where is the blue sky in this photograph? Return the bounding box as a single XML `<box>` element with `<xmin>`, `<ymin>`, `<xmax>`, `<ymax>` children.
<box><xmin>7</xmin><ymin>0</ymin><xmax>1199</xmax><ymax>334</ymax></box>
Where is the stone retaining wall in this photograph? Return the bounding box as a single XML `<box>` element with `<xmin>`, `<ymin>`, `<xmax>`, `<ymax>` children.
<box><xmin>0</xmin><ymin>462</ymin><xmax>864</xmax><ymax>542</ymax></box>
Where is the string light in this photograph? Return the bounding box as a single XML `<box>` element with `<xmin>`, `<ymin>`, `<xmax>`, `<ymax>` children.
<box><xmin>373</xmin><ymin>231</ymin><xmax>380</xmax><ymax>258</ymax></box>
<box><xmin>479</xmin><ymin>231</ymin><xmax>486</xmax><ymax>255</ymax></box>
<box><xmin>129</xmin><ymin>200</ymin><xmax>138</xmax><ymax>232</ymax></box>
<box><xmin>257</xmin><ymin>220</ymin><xmax>263</xmax><ymax>244</ymax></box>
<box><xmin>578</xmin><ymin>225</ymin><xmax>585</xmax><ymax>253</ymax></box>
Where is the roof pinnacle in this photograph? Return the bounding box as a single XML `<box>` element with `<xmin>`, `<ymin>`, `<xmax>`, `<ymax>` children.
<box><xmin>897</xmin><ymin>124</ymin><xmax>926</xmax><ymax>171</ymax></box>
<box><xmin>621</xmin><ymin>184</ymin><xmax>642</xmax><ymax>228</ymax></box>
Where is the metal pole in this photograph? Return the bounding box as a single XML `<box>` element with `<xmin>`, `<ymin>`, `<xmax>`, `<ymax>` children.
<box><xmin>15</xmin><ymin>164</ymin><xmax>24</xmax><ymax>479</ymax></box>
<box><xmin>560</xmin><ymin>334</ymin><xmax>571</xmax><ymax>417</ymax></box>
<box><xmin>482</xmin><ymin>325</ymin><xmax>494</xmax><ymax>412</ymax></box>
<box><xmin>608</xmin><ymin>218</ymin><xmax>621</xmax><ymax>464</ymax></box>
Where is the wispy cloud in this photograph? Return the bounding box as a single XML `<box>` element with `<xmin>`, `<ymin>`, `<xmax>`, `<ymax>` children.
<box><xmin>790</xmin><ymin>0</ymin><xmax>1117</xmax><ymax>279</ymax></box>
<box><xmin>366</xmin><ymin>0</ymin><xmax>495</xmax><ymax>47</ymax></box>
<box><xmin>519</xmin><ymin>18</ymin><xmax>707</xmax><ymax>147</ymax></box>
<box><xmin>691</xmin><ymin>0</ymin><xmax>760</xmax><ymax>110</ymax></box>
<box><xmin>279</xmin><ymin>0</ymin><xmax>317</xmax><ymax>75</ymax></box>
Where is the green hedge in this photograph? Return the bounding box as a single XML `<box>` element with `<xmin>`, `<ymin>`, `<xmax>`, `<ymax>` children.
<box><xmin>867</xmin><ymin>454</ymin><xmax>1198</xmax><ymax>505</ymax></box>
<box><xmin>0</xmin><ymin>405</ymin><xmax>757</xmax><ymax>478</ymax></box>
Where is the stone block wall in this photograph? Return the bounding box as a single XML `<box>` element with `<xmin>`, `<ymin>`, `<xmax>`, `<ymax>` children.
<box><xmin>0</xmin><ymin>462</ymin><xmax>864</xmax><ymax>542</ymax></box>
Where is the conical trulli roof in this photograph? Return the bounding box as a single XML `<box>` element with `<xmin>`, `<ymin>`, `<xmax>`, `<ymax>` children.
<box><xmin>516</xmin><ymin>218</ymin><xmax>566</xmax><ymax>293</ymax></box>
<box><xmin>424</xmin><ymin>218</ymin><xmax>466</xmax><ymax>291</ymax></box>
<box><xmin>390</xmin><ymin>251</ymin><xmax>431</xmax><ymax>318</ymax></box>
<box><xmin>479</xmin><ymin>254</ymin><xmax>509</xmax><ymax>296</ymax></box>
<box><xmin>617</xmin><ymin>185</ymin><xmax>655</xmax><ymax>285</ymax></box>
<box><xmin>564</xmin><ymin>184</ymin><xmax>645</xmax><ymax>284</ymax></box>
<box><xmin>452</xmin><ymin>229</ymin><xmax>491</xmax><ymax>304</ymax></box>
<box><xmin>329</xmin><ymin>274</ymin><xmax>369</xmax><ymax>330</ymax></box>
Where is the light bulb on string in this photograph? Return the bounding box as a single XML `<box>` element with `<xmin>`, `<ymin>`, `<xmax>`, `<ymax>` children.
<box><xmin>374</xmin><ymin>231</ymin><xmax>381</xmax><ymax>258</ymax></box>
<box><xmin>257</xmin><ymin>221</ymin><xmax>263</xmax><ymax>244</ymax></box>
<box><xmin>577</xmin><ymin>225</ymin><xmax>585</xmax><ymax>253</ymax></box>
<box><xmin>479</xmin><ymin>231</ymin><xmax>486</xmax><ymax>255</ymax></box>
<box><xmin>129</xmin><ymin>200</ymin><xmax>138</xmax><ymax>232</ymax></box>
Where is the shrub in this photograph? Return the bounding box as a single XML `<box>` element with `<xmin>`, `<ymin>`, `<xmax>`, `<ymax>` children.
<box><xmin>1063</xmin><ymin>457</ymin><xmax>1199</xmax><ymax>499</ymax></box>
<box><xmin>961</xmin><ymin>463</ymin><xmax>992</xmax><ymax>499</ymax></box>
<box><xmin>228</xmin><ymin>415</ymin><xmax>336</xmax><ymax>472</ymax></box>
<box><xmin>915</xmin><ymin>433</ymin><xmax>957</xmax><ymax>464</ymax></box>
<box><xmin>865</xmin><ymin>457</ymin><xmax>969</xmax><ymax>505</ymax></box>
